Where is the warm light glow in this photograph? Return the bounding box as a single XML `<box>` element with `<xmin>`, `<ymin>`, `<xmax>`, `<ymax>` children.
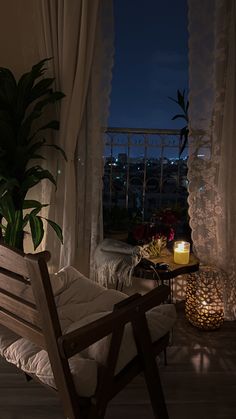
<box><xmin>174</xmin><ymin>241</ymin><xmax>190</xmax><ymax>264</ymax></box>
<box><xmin>190</xmin><ymin>345</ymin><xmax>212</xmax><ymax>373</ymax></box>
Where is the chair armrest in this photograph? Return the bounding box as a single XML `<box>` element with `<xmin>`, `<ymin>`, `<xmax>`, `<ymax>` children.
<box><xmin>27</xmin><ymin>251</ymin><xmax>51</xmax><ymax>262</ymax></box>
<box><xmin>114</xmin><ymin>293</ymin><xmax>141</xmax><ymax>310</ymax></box>
<box><xmin>58</xmin><ymin>284</ymin><xmax>170</xmax><ymax>359</ymax></box>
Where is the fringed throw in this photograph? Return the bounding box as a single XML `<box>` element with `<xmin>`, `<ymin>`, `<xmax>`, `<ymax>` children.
<box><xmin>94</xmin><ymin>239</ymin><xmax>142</xmax><ymax>287</ymax></box>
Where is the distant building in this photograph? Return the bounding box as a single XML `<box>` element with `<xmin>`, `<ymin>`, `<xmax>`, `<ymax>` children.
<box><xmin>118</xmin><ymin>153</ymin><xmax>127</xmax><ymax>164</ymax></box>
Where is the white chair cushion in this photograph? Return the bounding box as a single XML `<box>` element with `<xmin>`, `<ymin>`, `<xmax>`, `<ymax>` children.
<box><xmin>0</xmin><ymin>266</ymin><xmax>176</xmax><ymax>397</ymax></box>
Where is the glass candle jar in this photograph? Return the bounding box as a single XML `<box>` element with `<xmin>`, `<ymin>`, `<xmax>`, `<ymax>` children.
<box><xmin>174</xmin><ymin>241</ymin><xmax>190</xmax><ymax>264</ymax></box>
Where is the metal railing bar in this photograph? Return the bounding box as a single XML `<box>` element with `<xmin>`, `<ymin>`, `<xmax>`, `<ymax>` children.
<box><xmin>104</xmin><ymin>142</ymin><xmax>183</xmax><ymax>149</ymax></box>
<box><xmin>125</xmin><ymin>134</ymin><xmax>131</xmax><ymax>210</ymax></box>
<box><xmin>104</xmin><ymin>127</ymin><xmax>180</xmax><ymax>135</ymax></box>
<box><xmin>142</xmin><ymin>134</ymin><xmax>148</xmax><ymax>221</ymax></box>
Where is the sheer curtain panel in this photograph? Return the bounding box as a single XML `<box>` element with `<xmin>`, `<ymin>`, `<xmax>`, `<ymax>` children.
<box><xmin>37</xmin><ymin>0</ymin><xmax>114</xmax><ymax>276</ymax></box>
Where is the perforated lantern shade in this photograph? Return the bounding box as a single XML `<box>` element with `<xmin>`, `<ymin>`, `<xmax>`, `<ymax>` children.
<box><xmin>185</xmin><ymin>266</ymin><xmax>224</xmax><ymax>330</ymax></box>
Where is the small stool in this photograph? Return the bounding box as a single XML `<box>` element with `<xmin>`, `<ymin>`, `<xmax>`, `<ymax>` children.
<box><xmin>185</xmin><ymin>266</ymin><xmax>225</xmax><ymax>330</ymax></box>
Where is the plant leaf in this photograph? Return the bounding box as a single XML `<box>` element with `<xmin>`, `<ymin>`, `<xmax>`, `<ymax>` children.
<box><xmin>0</xmin><ymin>223</ymin><xmax>6</xmax><ymax>231</ymax></box>
<box><xmin>0</xmin><ymin>193</ymin><xmax>15</xmax><ymax>224</ymax></box>
<box><xmin>23</xmin><ymin>200</ymin><xmax>48</xmax><ymax>210</ymax></box>
<box><xmin>29</xmin><ymin>203</ymin><xmax>49</xmax><ymax>217</ymax></box>
<box><xmin>171</xmin><ymin>114</ymin><xmax>187</xmax><ymax>121</ymax></box>
<box><xmin>31</xmin><ymin>154</ymin><xmax>46</xmax><ymax>160</ymax></box>
<box><xmin>0</xmin><ymin>178</ymin><xmax>19</xmax><ymax>196</ymax></box>
<box><xmin>31</xmin><ymin>58</ymin><xmax>52</xmax><ymax>77</ymax></box>
<box><xmin>34</xmin><ymin>91</ymin><xmax>65</xmax><ymax>112</ymax></box>
<box><xmin>38</xmin><ymin>120</ymin><xmax>60</xmax><ymax>131</ymax></box>
<box><xmin>170</xmin><ymin>90</ymin><xmax>189</xmax><ymax>156</ymax></box>
<box><xmin>17</xmin><ymin>58</ymin><xmax>52</xmax><ymax>118</ymax></box>
<box><xmin>22</xmin><ymin>213</ymin><xmax>30</xmax><ymax>228</ymax></box>
<box><xmin>29</xmin><ymin>215</ymin><xmax>44</xmax><ymax>250</ymax></box>
<box><xmin>46</xmin><ymin>219</ymin><xmax>63</xmax><ymax>244</ymax></box>
<box><xmin>44</xmin><ymin>144</ymin><xmax>67</xmax><ymax>161</ymax></box>
<box><xmin>27</xmin><ymin>139</ymin><xmax>46</xmax><ymax>156</ymax></box>
<box><xmin>8</xmin><ymin>210</ymin><xmax>23</xmax><ymax>249</ymax></box>
<box><xmin>21</xmin><ymin>166</ymin><xmax>56</xmax><ymax>192</ymax></box>
<box><xmin>27</xmin><ymin>120</ymin><xmax>60</xmax><ymax>143</ymax></box>
<box><xmin>17</xmin><ymin>109</ymin><xmax>42</xmax><ymax>144</ymax></box>
<box><xmin>179</xmin><ymin>129</ymin><xmax>189</xmax><ymax>157</ymax></box>
<box><xmin>0</xmin><ymin>67</ymin><xmax>17</xmax><ymax>106</ymax></box>
<box><xmin>27</xmin><ymin>77</ymin><xmax>55</xmax><ymax>105</ymax></box>
<box><xmin>168</xmin><ymin>96</ymin><xmax>179</xmax><ymax>105</ymax></box>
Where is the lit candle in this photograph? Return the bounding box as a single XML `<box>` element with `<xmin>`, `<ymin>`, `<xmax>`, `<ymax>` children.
<box><xmin>174</xmin><ymin>241</ymin><xmax>190</xmax><ymax>264</ymax></box>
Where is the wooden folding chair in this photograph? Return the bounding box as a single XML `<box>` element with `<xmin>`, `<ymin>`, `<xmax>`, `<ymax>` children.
<box><xmin>0</xmin><ymin>243</ymin><xmax>171</xmax><ymax>418</ymax></box>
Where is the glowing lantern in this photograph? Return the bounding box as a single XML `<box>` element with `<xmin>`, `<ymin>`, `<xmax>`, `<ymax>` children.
<box><xmin>185</xmin><ymin>266</ymin><xmax>224</xmax><ymax>330</ymax></box>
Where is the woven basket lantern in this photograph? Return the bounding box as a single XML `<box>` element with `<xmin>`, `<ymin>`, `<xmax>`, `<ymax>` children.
<box><xmin>185</xmin><ymin>266</ymin><xmax>225</xmax><ymax>330</ymax></box>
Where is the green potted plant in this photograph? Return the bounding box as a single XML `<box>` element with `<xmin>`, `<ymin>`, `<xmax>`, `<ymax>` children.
<box><xmin>0</xmin><ymin>58</ymin><xmax>66</xmax><ymax>251</ymax></box>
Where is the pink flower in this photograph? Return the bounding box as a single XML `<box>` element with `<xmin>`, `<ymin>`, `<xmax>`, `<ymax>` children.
<box><xmin>168</xmin><ymin>228</ymin><xmax>175</xmax><ymax>242</ymax></box>
<box><xmin>132</xmin><ymin>223</ymin><xmax>175</xmax><ymax>245</ymax></box>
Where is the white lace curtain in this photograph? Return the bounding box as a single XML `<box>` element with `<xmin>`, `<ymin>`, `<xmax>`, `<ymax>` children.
<box><xmin>0</xmin><ymin>0</ymin><xmax>113</xmax><ymax>278</ymax></box>
<box><xmin>188</xmin><ymin>0</ymin><xmax>236</xmax><ymax>319</ymax></box>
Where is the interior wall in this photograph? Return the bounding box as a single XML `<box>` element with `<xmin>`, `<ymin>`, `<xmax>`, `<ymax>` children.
<box><xmin>0</xmin><ymin>0</ymin><xmax>41</xmax><ymax>79</ymax></box>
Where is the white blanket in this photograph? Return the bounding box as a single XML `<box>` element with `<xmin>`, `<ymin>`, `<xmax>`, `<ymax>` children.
<box><xmin>94</xmin><ymin>239</ymin><xmax>142</xmax><ymax>287</ymax></box>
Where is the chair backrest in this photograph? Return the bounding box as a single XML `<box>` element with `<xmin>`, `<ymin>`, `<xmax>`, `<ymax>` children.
<box><xmin>0</xmin><ymin>243</ymin><xmax>80</xmax><ymax>419</ymax></box>
<box><xmin>0</xmin><ymin>244</ymin><xmax>51</xmax><ymax>348</ymax></box>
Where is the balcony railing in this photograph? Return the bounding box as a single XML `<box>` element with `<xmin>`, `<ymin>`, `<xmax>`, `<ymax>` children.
<box><xmin>103</xmin><ymin>127</ymin><xmax>188</xmax><ymax>221</ymax></box>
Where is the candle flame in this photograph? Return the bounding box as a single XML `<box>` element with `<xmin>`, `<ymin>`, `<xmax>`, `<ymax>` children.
<box><xmin>177</xmin><ymin>242</ymin><xmax>185</xmax><ymax>251</ymax></box>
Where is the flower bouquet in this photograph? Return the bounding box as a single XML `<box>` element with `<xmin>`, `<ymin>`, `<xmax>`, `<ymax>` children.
<box><xmin>141</xmin><ymin>234</ymin><xmax>168</xmax><ymax>259</ymax></box>
<box><xmin>131</xmin><ymin>207</ymin><xmax>179</xmax><ymax>258</ymax></box>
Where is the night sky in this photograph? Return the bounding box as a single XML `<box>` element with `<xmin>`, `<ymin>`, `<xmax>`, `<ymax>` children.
<box><xmin>109</xmin><ymin>0</ymin><xmax>188</xmax><ymax>129</ymax></box>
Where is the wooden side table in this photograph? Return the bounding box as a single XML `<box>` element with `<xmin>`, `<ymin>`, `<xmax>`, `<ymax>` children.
<box><xmin>133</xmin><ymin>250</ymin><xmax>199</xmax><ymax>302</ymax></box>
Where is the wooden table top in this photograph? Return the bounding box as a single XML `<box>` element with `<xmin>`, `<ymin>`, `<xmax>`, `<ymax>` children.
<box><xmin>133</xmin><ymin>249</ymin><xmax>199</xmax><ymax>281</ymax></box>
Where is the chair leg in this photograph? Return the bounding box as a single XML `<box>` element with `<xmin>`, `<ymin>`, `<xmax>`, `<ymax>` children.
<box><xmin>88</xmin><ymin>402</ymin><xmax>106</xmax><ymax>419</ymax></box>
<box><xmin>143</xmin><ymin>358</ymin><xmax>169</xmax><ymax>419</ymax></box>
<box><xmin>132</xmin><ymin>315</ymin><xmax>169</xmax><ymax>419</ymax></box>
